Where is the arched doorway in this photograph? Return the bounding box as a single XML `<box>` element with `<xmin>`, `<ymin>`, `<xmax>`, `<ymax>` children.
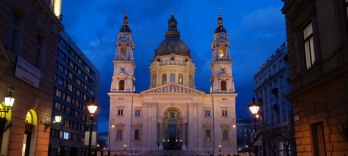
<box><xmin>162</xmin><ymin>109</ymin><xmax>183</xmax><ymax>150</ymax></box>
<box><xmin>23</xmin><ymin>109</ymin><xmax>38</xmax><ymax>156</ymax></box>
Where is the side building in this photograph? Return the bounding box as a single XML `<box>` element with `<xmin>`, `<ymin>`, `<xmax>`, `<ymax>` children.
<box><xmin>0</xmin><ymin>0</ymin><xmax>63</xmax><ymax>156</ymax></box>
<box><xmin>49</xmin><ymin>31</ymin><xmax>100</xmax><ymax>156</ymax></box>
<box><xmin>254</xmin><ymin>43</ymin><xmax>294</xmax><ymax>156</ymax></box>
<box><xmin>282</xmin><ymin>0</ymin><xmax>348</xmax><ymax>155</ymax></box>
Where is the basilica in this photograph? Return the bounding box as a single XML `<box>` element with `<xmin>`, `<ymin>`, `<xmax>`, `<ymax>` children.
<box><xmin>108</xmin><ymin>13</ymin><xmax>237</xmax><ymax>156</ymax></box>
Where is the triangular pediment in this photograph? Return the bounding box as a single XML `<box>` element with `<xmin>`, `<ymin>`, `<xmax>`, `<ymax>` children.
<box><xmin>141</xmin><ymin>82</ymin><xmax>205</xmax><ymax>94</ymax></box>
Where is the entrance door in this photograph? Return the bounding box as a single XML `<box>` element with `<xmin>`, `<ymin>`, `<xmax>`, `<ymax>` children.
<box><xmin>23</xmin><ymin>124</ymin><xmax>33</xmax><ymax>156</ymax></box>
<box><xmin>163</xmin><ymin>111</ymin><xmax>182</xmax><ymax>150</ymax></box>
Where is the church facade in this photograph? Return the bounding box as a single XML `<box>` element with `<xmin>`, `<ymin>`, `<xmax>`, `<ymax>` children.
<box><xmin>108</xmin><ymin>13</ymin><xmax>237</xmax><ymax>156</ymax></box>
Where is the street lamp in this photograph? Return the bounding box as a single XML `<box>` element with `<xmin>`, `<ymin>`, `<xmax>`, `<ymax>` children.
<box><xmin>2</xmin><ymin>89</ymin><xmax>15</xmax><ymax>112</ymax></box>
<box><xmin>219</xmin><ymin>145</ymin><xmax>222</xmax><ymax>156</ymax></box>
<box><xmin>87</xmin><ymin>102</ymin><xmax>98</xmax><ymax>156</ymax></box>
<box><xmin>248</xmin><ymin>97</ymin><xmax>262</xmax><ymax>156</ymax></box>
<box><xmin>248</xmin><ymin>97</ymin><xmax>260</xmax><ymax>131</ymax></box>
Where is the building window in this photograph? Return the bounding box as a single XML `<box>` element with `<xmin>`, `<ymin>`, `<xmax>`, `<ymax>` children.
<box><xmin>8</xmin><ymin>11</ymin><xmax>19</xmax><ymax>51</ymax></box>
<box><xmin>63</xmin><ymin>132</ymin><xmax>70</xmax><ymax>140</ymax></box>
<box><xmin>162</xmin><ymin>74</ymin><xmax>167</xmax><ymax>84</ymax></box>
<box><xmin>222</xmin><ymin>109</ymin><xmax>228</xmax><ymax>117</ymax></box>
<box><xmin>152</xmin><ymin>75</ymin><xmax>156</xmax><ymax>87</ymax></box>
<box><xmin>178</xmin><ymin>74</ymin><xmax>183</xmax><ymax>84</ymax></box>
<box><xmin>204</xmin><ymin>110</ymin><xmax>211</xmax><ymax>117</ymax></box>
<box><xmin>303</xmin><ymin>22</ymin><xmax>315</xmax><ymax>69</ymax></box>
<box><xmin>223</xmin><ymin>130</ymin><xmax>229</xmax><ymax>141</ymax></box>
<box><xmin>119</xmin><ymin>80</ymin><xmax>125</xmax><ymax>90</ymax></box>
<box><xmin>116</xmin><ymin>129</ymin><xmax>123</xmax><ymax>140</ymax></box>
<box><xmin>312</xmin><ymin>123</ymin><xmax>326</xmax><ymax>155</ymax></box>
<box><xmin>120</xmin><ymin>46</ymin><xmax>126</xmax><ymax>58</ymax></box>
<box><xmin>134</xmin><ymin>129</ymin><xmax>140</xmax><ymax>140</ymax></box>
<box><xmin>221</xmin><ymin>81</ymin><xmax>227</xmax><ymax>91</ymax></box>
<box><xmin>118</xmin><ymin>109</ymin><xmax>124</xmax><ymax>116</ymax></box>
<box><xmin>219</xmin><ymin>47</ymin><xmax>225</xmax><ymax>58</ymax></box>
<box><xmin>135</xmin><ymin>110</ymin><xmax>141</xmax><ymax>117</ymax></box>
<box><xmin>189</xmin><ymin>74</ymin><xmax>193</xmax><ymax>86</ymax></box>
<box><xmin>205</xmin><ymin>130</ymin><xmax>211</xmax><ymax>141</ymax></box>
<box><xmin>170</xmin><ymin>73</ymin><xmax>175</xmax><ymax>82</ymax></box>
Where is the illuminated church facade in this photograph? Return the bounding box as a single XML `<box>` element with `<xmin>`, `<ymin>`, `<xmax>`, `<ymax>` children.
<box><xmin>108</xmin><ymin>13</ymin><xmax>237</xmax><ymax>155</ymax></box>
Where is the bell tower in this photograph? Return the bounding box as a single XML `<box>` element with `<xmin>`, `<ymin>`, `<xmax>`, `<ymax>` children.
<box><xmin>210</xmin><ymin>13</ymin><xmax>235</xmax><ymax>93</ymax></box>
<box><xmin>110</xmin><ymin>14</ymin><xmax>135</xmax><ymax>92</ymax></box>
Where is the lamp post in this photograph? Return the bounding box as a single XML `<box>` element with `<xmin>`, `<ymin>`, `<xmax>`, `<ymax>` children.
<box><xmin>87</xmin><ymin>102</ymin><xmax>98</xmax><ymax>156</ymax></box>
<box><xmin>248</xmin><ymin>98</ymin><xmax>260</xmax><ymax>131</ymax></box>
<box><xmin>248</xmin><ymin>97</ymin><xmax>261</xmax><ymax>156</ymax></box>
<box><xmin>219</xmin><ymin>145</ymin><xmax>222</xmax><ymax>156</ymax></box>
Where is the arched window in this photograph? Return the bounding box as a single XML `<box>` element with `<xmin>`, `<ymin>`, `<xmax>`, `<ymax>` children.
<box><xmin>219</xmin><ymin>47</ymin><xmax>225</xmax><ymax>58</ymax></box>
<box><xmin>189</xmin><ymin>75</ymin><xmax>193</xmax><ymax>86</ymax></box>
<box><xmin>221</xmin><ymin>80</ymin><xmax>227</xmax><ymax>91</ymax></box>
<box><xmin>116</xmin><ymin>129</ymin><xmax>123</xmax><ymax>140</ymax></box>
<box><xmin>119</xmin><ymin>80</ymin><xmax>125</xmax><ymax>90</ymax></box>
<box><xmin>134</xmin><ymin>129</ymin><xmax>140</xmax><ymax>140</ymax></box>
<box><xmin>162</xmin><ymin>74</ymin><xmax>167</xmax><ymax>84</ymax></box>
<box><xmin>205</xmin><ymin>130</ymin><xmax>211</xmax><ymax>140</ymax></box>
<box><xmin>120</xmin><ymin>46</ymin><xmax>126</xmax><ymax>58</ymax></box>
<box><xmin>170</xmin><ymin>73</ymin><xmax>175</xmax><ymax>82</ymax></box>
<box><xmin>152</xmin><ymin>75</ymin><xmax>156</xmax><ymax>87</ymax></box>
<box><xmin>178</xmin><ymin>74</ymin><xmax>183</xmax><ymax>84</ymax></box>
<box><xmin>25</xmin><ymin>111</ymin><xmax>33</xmax><ymax>125</ymax></box>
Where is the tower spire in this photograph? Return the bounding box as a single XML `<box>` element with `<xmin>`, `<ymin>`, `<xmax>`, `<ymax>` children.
<box><xmin>120</xmin><ymin>10</ymin><xmax>131</xmax><ymax>33</ymax></box>
<box><xmin>215</xmin><ymin>9</ymin><xmax>226</xmax><ymax>33</ymax></box>
<box><xmin>165</xmin><ymin>11</ymin><xmax>180</xmax><ymax>38</ymax></box>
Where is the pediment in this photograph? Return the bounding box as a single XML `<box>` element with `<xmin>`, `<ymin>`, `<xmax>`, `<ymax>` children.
<box><xmin>141</xmin><ymin>82</ymin><xmax>205</xmax><ymax>94</ymax></box>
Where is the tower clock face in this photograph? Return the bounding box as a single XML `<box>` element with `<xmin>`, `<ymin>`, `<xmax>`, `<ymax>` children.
<box><xmin>120</xmin><ymin>67</ymin><xmax>126</xmax><ymax>73</ymax></box>
<box><xmin>219</xmin><ymin>67</ymin><xmax>226</xmax><ymax>74</ymax></box>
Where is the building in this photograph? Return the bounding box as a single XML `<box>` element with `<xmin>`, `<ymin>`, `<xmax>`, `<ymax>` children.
<box><xmin>254</xmin><ymin>43</ymin><xmax>294</xmax><ymax>156</ymax></box>
<box><xmin>0</xmin><ymin>0</ymin><xmax>63</xmax><ymax>155</ymax></box>
<box><xmin>108</xmin><ymin>13</ymin><xmax>237</xmax><ymax>155</ymax></box>
<box><xmin>236</xmin><ymin>119</ymin><xmax>253</xmax><ymax>152</ymax></box>
<box><xmin>48</xmin><ymin>31</ymin><xmax>100</xmax><ymax>156</ymax></box>
<box><xmin>282</xmin><ymin>0</ymin><xmax>348</xmax><ymax>155</ymax></box>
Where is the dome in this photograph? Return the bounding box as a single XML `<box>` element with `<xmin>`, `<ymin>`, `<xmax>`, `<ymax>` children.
<box><xmin>156</xmin><ymin>37</ymin><xmax>190</xmax><ymax>56</ymax></box>
<box><xmin>155</xmin><ymin>14</ymin><xmax>190</xmax><ymax>57</ymax></box>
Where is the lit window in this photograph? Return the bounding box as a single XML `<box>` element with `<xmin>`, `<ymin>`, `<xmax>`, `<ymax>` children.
<box><xmin>178</xmin><ymin>74</ymin><xmax>183</xmax><ymax>84</ymax></box>
<box><xmin>120</xmin><ymin>46</ymin><xmax>126</xmax><ymax>58</ymax></box>
<box><xmin>303</xmin><ymin>22</ymin><xmax>315</xmax><ymax>69</ymax></box>
<box><xmin>219</xmin><ymin>47</ymin><xmax>225</xmax><ymax>58</ymax></box>
<box><xmin>63</xmin><ymin>132</ymin><xmax>70</xmax><ymax>140</ymax></box>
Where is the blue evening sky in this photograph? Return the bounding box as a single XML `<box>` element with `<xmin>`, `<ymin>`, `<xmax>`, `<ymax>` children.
<box><xmin>61</xmin><ymin>0</ymin><xmax>286</xmax><ymax>133</ymax></box>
